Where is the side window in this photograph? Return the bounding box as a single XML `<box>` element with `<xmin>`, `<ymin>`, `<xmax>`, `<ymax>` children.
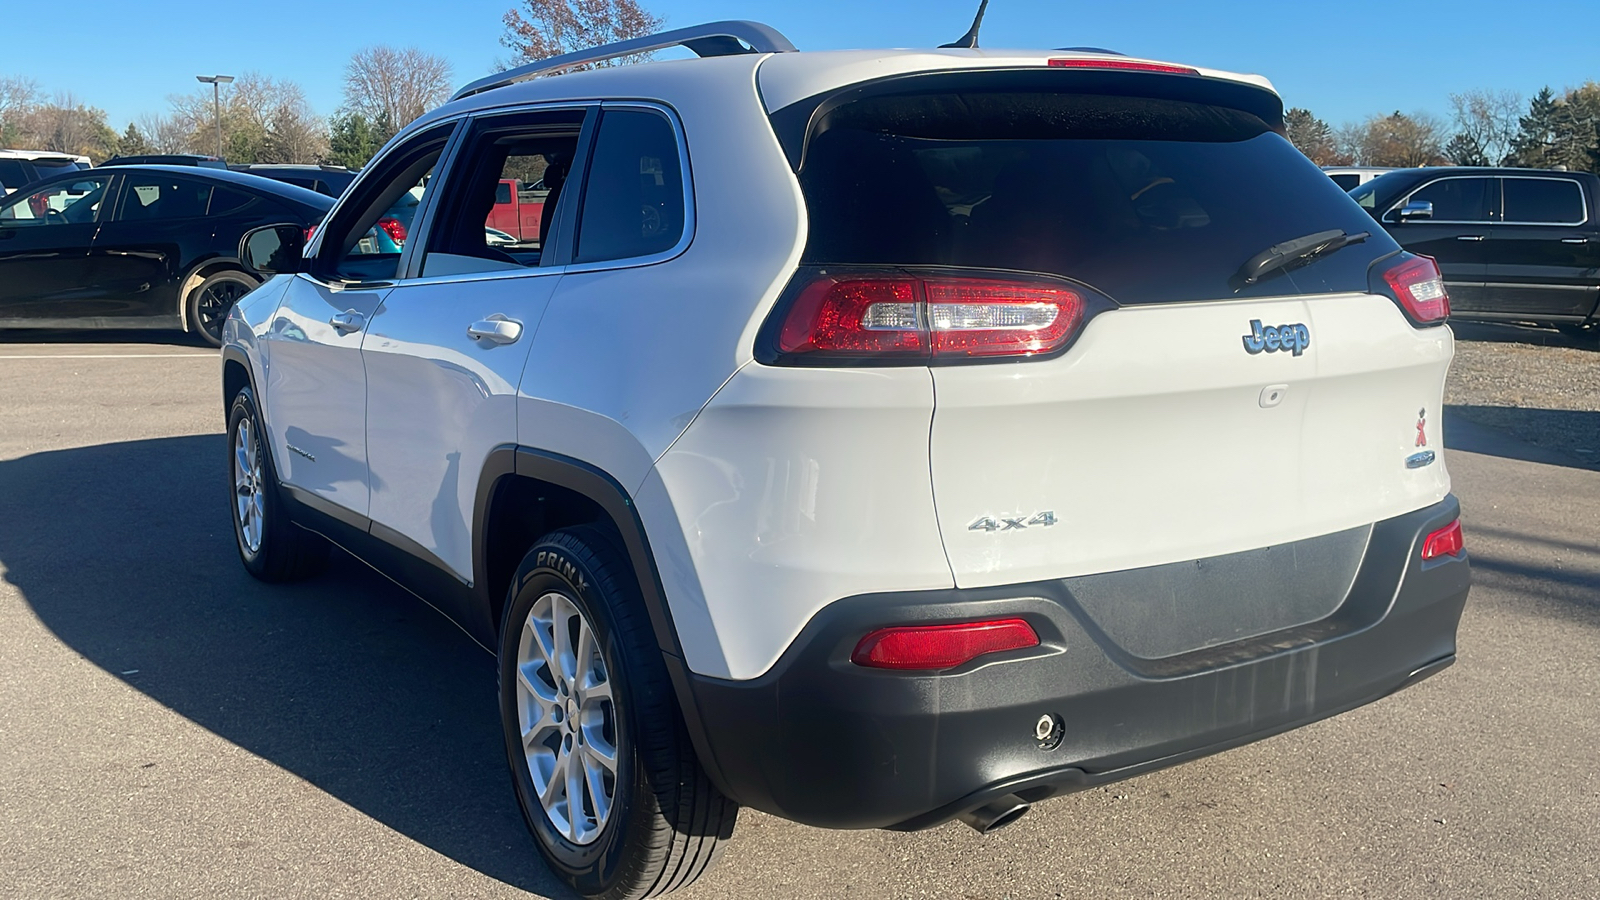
<box><xmin>0</xmin><ymin>160</ymin><xmax>29</xmax><ymax>189</ymax></box>
<box><xmin>118</xmin><ymin>174</ymin><xmax>212</xmax><ymax>221</ymax></box>
<box><xmin>0</xmin><ymin>175</ymin><xmax>111</xmax><ymax>226</ymax></box>
<box><xmin>313</xmin><ymin>122</ymin><xmax>457</xmax><ymax>283</ymax></box>
<box><xmin>1329</xmin><ymin>174</ymin><xmax>1360</xmax><ymax>191</ymax></box>
<box><xmin>207</xmin><ymin>186</ymin><xmax>259</xmax><ymax>217</ymax></box>
<box><xmin>574</xmin><ymin>108</ymin><xmax>685</xmax><ymax>264</ymax></box>
<box><xmin>419</xmin><ymin>107</ymin><xmax>587</xmax><ymax>278</ymax></box>
<box><xmin>1403</xmin><ymin>178</ymin><xmax>1494</xmax><ymax>222</ymax></box>
<box><xmin>1502</xmin><ymin>178</ymin><xmax>1585</xmax><ymax>224</ymax></box>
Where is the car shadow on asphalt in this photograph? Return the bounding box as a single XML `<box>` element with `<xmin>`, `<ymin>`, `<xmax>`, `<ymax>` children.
<box><xmin>1445</xmin><ymin>406</ymin><xmax>1599</xmax><ymax>471</ymax></box>
<box><xmin>0</xmin><ymin>435</ymin><xmax>574</xmax><ymax>898</ymax></box>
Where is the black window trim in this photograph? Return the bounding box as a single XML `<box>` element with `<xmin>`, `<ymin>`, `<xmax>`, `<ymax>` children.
<box><xmin>1383</xmin><ymin>174</ymin><xmax>1501</xmax><ymax>226</ymax></box>
<box><xmin>300</xmin><ymin>116</ymin><xmax>468</xmax><ymax>288</ymax></box>
<box><xmin>399</xmin><ymin>101</ymin><xmax>599</xmax><ymax>285</ymax></box>
<box><xmin>1497</xmin><ymin>174</ymin><xmax>1589</xmax><ymax>227</ymax></box>
<box><xmin>562</xmin><ymin>100</ymin><xmax>696</xmax><ymax>276</ymax></box>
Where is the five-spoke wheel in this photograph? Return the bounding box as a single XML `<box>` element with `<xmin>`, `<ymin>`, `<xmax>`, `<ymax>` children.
<box><xmin>516</xmin><ymin>590</ymin><xmax>619</xmax><ymax>845</ymax></box>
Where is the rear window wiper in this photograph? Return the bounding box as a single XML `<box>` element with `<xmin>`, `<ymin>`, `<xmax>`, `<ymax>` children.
<box><xmin>1234</xmin><ymin>229</ymin><xmax>1370</xmax><ymax>288</ymax></box>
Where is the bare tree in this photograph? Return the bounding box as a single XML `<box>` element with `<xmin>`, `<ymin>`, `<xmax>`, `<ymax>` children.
<box><xmin>342</xmin><ymin>46</ymin><xmax>454</xmax><ymax>139</ymax></box>
<box><xmin>501</xmin><ymin>0</ymin><xmax>664</xmax><ymax>66</ymax></box>
<box><xmin>1337</xmin><ymin>111</ymin><xmax>1447</xmax><ymax>167</ymax></box>
<box><xmin>9</xmin><ymin>93</ymin><xmax>118</xmax><ymax>160</ymax></box>
<box><xmin>137</xmin><ymin>112</ymin><xmax>194</xmax><ymax>154</ymax></box>
<box><xmin>165</xmin><ymin>72</ymin><xmax>326</xmax><ymax>163</ymax></box>
<box><xmin>0</xmin><ymin>75</ymin><xmax>41</xmax><ymax>144</ymax></box>
<box><xmin>1448</xmin><ymin>89</ymin><xmax>1522</xmax><ymax>166</ymax></box>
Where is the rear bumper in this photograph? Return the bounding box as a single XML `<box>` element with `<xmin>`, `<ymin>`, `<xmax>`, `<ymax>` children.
<box><xmin>682</xmin><ymin>495</ymin><xmax>1470</xmax><ymax>830</ymax></box>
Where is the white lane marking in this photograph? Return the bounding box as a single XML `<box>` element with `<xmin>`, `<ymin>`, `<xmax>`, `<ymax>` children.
<box><xmin>0</xmin><ymin>353</ymin><xmax>216</xmax><ymax>359</ymax></box>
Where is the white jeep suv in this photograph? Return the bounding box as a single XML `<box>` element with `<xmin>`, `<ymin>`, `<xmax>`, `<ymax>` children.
<box><xmin>223</xmin><ymin>20</ymin><xmax>1471</xmax><ymax>899</ymax></box>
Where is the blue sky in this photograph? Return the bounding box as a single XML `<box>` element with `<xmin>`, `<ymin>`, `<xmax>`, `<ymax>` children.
<box><xmin>8</xmin><ymin>0</ymin><xmax>1599</xmax><ymax>131</ymax></box>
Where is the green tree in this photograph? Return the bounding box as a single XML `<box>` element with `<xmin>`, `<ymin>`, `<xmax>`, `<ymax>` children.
<box><xmin>117</xmin><ymin>122</ymin><xmax>153</xmax><ymax>157</ymax></box>
<box><xmin>1283</xmin><ymin>107</ymin><xmax>1345</xmax><ymax>165</ymax></box>
<box><xmin>1444</xmin><ymin>132</ymin><xmax>1488</xmax><ymax>166</ymax></box>
<box><xmin>1507</xmin><ymin>87</ymin><xmax>1560</xmax><ymax>167</ymax></box>
<box><xmin>326</xmin><ymin>111</ymin><xmax>387</xmax><ymax>169</ymax></box>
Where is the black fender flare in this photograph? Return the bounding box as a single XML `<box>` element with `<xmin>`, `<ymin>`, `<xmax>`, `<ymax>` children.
<box><xmin>472</xmin><ymin>445</ymin><xmax>733</xmax><ymax>796</ymax></box>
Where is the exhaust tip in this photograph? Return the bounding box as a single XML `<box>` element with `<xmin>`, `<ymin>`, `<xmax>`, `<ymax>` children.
<box><xmin>957</xmin><ymin>794</ymin><xmax>1031</xmax><ymax>834</ymax></box>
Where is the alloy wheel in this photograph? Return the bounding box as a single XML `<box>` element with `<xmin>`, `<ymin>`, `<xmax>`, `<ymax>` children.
<box><xmin>197</xmin><ymin>278</ymin><xmax>251</xmax><ymax>343</ymax></box>
<box><xmin>516</xmin><ymin>590</ymin><xmax>619</xmax><ymax>845</ymax></box>
<box><xmin>232</xmin><ymin>417</ymin><xmax>264</xmax><ymax>554</ymax></box>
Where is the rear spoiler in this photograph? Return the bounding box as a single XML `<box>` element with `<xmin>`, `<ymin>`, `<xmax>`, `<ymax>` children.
<box><xmin>767</xmin><ymin>67</ymin><xmax>1286</xmax><ymax>172</ymax></box>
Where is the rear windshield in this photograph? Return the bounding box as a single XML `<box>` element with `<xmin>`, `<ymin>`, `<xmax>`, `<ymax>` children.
<box><xmin>797</xmin><ymin>92</ymin><xmax>1396</xmax><ymax>304</ymax></box>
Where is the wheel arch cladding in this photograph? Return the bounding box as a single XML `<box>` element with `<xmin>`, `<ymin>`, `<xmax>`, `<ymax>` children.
<box><xmin>474</xmin><ymin>445</ymin><xmax>735</xmax><ymax>797</ymax></box>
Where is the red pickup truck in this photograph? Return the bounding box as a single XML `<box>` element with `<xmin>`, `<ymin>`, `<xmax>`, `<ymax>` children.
<box><xmin>486</xmin><ymin>178</ymin><xmax>549</xmax><ymax>244</ymax></box>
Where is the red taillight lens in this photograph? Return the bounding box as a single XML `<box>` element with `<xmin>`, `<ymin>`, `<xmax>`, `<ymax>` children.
<box><xmin>1377</xmin><ymin>254</ymin><xmax>1450</xmax><ymax>325</ymax></box>
<box><xmin>377</xmin><ymin>215</ymin><xmax>407</xmax><ymax>246</ymax></box>
<box><xmin>775</xmin><ymin>272</ymin><xmax>1091</xmax><ymax>363</ymax></box>
<box><xmin>1422</xmin><ymin>520</ymin><xmax>1464</xmax><ymax>560</ymax></box>
<box><xmin>779</xmin><ymin>276</ymin><xmax>925</xmax><ymax>355</ymax></box>
<box><xmin>1046</xmin><ymin>58</ymin><xmax>1199</xmax><ymax>75</ymax></box>
<box><xmin>851</xmin><ymin>618</ymin><xmax>1040</xmax><ymax>671</ymax></box>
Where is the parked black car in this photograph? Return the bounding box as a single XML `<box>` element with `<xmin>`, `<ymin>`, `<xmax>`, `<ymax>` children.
<box><xmin>229</xmin><ymin>164</ymin><xmax>357</xmax><ymax>198</ymax></box>
<box><xmin>100</xmin><ymin>154</ymin><xmax>229</xmax><ymax>169</ymax></box>
<box><xmin>0</xmin><ymin>165</ymin><xmax>332</xmax><ymax>346</ymax></box>
<box><xmin>1352</xmin><ymin>167</ymin><xmax>1600</xmax><ymax>336</ymax></box>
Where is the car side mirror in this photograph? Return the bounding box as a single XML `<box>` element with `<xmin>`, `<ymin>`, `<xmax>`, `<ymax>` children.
<box><xmin>241</xmin><ymin>224</ymin><xmax>308</xmax><ymax>276</ymax></box>
<box><xmin>1396</xmin><ymin>200</ymin><xmax>1434</xmax><ymax>222</ymax></box>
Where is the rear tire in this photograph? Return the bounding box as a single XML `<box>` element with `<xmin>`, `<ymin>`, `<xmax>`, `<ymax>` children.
<box><xmin>189</xmin><ymin>270</ymin><xmax>257</xmax><ymax>348</ymax></box>
<box><xmin>500</xmin><ymin>526</ymin><xmax>736</xmax><ymax>899</ymax></box>
<box><xmin>227</xmin><ymin>387</ymin><xmax>328</xmax><ymax>582</ymax></box>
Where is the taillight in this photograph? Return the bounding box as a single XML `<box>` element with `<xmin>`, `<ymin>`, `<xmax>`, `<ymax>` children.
<box><xmin>304</xmin><ymin>225</ymin><xmax>317</xmax><ymax>242</ymax></box>
<box><xmin>1422</xmin><ymin>520</ymin><xmax>1464</xmax><ymax>561</ymax></box>
<box><xmin>377</xmin><ymin>216</ymin><xmax>407</xmax><ymax>246</ymax></box>
<box><xmin>851</xmin><ymin>618</ymin><xmax>1040</xmax><ymax>671</ymax></box>
<box><xmin>769</xmin><ymin>270</ymin><xmax>1098</xmax><ymax>365</ymax></box>
<box><xmin>1374</xmin><ymin>254</ymin><xmax>1450</xmax><ymax>325</ymax></box>
<box><xmin>1046</xmin><ymin>58</ymin><xmax>1199</xmax><ymax>75</ymax></box>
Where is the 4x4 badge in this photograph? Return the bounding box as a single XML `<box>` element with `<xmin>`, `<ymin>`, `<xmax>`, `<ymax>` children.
<box><xmin>969</xmin><ymin>512</ymin><xmax>1057</xmax><ymax>532</ymax></box>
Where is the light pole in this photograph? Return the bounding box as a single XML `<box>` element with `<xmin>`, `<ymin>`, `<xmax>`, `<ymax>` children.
<box><xmin>195</xmin><ymin>74</ymin><xmax>234</xmax><ymax>159</ymax></box>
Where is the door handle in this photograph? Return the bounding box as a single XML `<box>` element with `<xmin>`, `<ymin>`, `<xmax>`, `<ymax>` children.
<box><xmin>1456</xmin><ymin>235</ymin><xmax>1485</xmax><ymax>241</ymax></box>
<box><xmin>1561</xmin><ymin>237</ymin><xmax>1590</xmax><ymax>244</ymax></box>
<box><xmin>328</xmin><ymin>310</ymin><xmax>365</xmax><ymax>334</ymax></box>
<box><xmin>468</xmin><ymin>313</ymin><xmax>523</xmax><ymax>345</ymax></box>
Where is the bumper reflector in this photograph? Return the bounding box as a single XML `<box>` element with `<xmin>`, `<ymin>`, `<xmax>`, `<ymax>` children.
<box><xmin>1422</xmin><ymin>519</ymin><xmax>1464</xmax><ymax>560</ymax></box>
<box><xmin>852</xmin><ymin>618</ymin><xmax>1040</xmax><ymax>671</ymax></box>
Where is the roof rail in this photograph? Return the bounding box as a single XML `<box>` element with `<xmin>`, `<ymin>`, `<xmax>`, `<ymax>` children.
<box><xmin>452</xmin><ymin>20</ymin><xmax>797</xmax><ymax>101</ymax></box>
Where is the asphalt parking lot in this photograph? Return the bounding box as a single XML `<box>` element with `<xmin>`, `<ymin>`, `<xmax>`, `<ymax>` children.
<box><xmin>1</xmin><ymin>329</ymin><xmax>1597</xmax><ymax>899</ymax></box>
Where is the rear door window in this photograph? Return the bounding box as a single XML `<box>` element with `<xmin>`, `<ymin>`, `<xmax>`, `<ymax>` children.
<box><xmin>1501</xmin><ymin>177</ymin><xmax>1585</xmax><ymax>224</ymax></box>
<box><xmin>795</xmin><ymin>92</ymin><xmax>1395</xmax><ymax>304</ymax></box>
<box><xmin>117</xmin><ymin>174</ymin><xmax>212</xmax><ymax>221</ymax></box>
<box><xmin>1329</xmin><ymin>173</ymin><xmax>1360</xmax><ymax>191</ymax></box>
<box><xmin>207</xmin><ymin>185</ymin><xmax>259</xmax><ymax>217</ymax></box>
